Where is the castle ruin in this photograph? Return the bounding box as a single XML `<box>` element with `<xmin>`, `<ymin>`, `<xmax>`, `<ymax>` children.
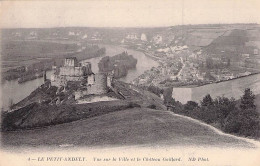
<box><xmin>51</xmin><ymin>57</ymin><xmax>113</xmax><ymax>100</ymax></box>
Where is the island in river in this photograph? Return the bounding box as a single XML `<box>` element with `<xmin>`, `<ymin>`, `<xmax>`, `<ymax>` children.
<box><xmin>98</xmin><ymin>51</ymin><xmax>137</xmax><ymax>78</ymax></box>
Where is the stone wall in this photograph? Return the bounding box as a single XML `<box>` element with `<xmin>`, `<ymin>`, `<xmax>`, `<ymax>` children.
<box><xmin>74</xmin><ymin>73</ymin><xmax>108</xmax><ymax>99</ymax></box>
<box><xmin>87</xmin><ymin>74</ymin><xmax>95</xmax><ymax>85</ymax></box>
<box><xmin>64</xmin><ymin>58</ymin><xmax>78</xmax><ymax>67</ymax></box>
<box><xmin>51</xmin><ymin>74</ymin><xmax>85</xmax><ymax>87</ymax></box>
<box><xmin>60</xmin><ymin>66</ymin><xmax>86</xmax><ymax>76</ymax></box>
<box><xmin>74</xmin><ymin>88</ymin><xmax>88</xmax><ymax>100</ymax></box>
<box><xmin>86</xmin><ymin>73</ymin><xmax>108</xmax><ymax>95</ymax></box>
<box><xmin>51</xmin><ymin>75</ymin><xmax>68</xmax><ymax>87</ymax></box>
<box><xmin>107</xmin><ymin>74</ymin><xmax>114</xmax><ymax>88</ymax></box>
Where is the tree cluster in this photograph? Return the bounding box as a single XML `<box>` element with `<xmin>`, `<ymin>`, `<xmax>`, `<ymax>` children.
<box><xmin>165</xmin><ymin>88</ymin><xmax>260</xmax><ymax>138</ymax></box>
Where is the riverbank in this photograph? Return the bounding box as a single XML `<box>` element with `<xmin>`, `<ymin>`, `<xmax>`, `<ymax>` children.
<box><xmin>1</xmin><ymin>40</ymin><xmax>106</xmax><ymax>84</ymax></box>
<box><xmin>172</xmin><ymin>73</ymin><xmax>260</xmax><ymax>104</ymax></box>
<box><xmin>174</xmin><ymin>72</ymin><xmax>260</xmax><ymax>88</ymax></box>
<box><xmin>131</xmin><ymin>48</ymin><xmax>260</xmax><ymax>90</ymax></box>
<box><xmin>1</xmin><ymin>44</ymin><xmax>159</xmax><ymax>110</ymax></box>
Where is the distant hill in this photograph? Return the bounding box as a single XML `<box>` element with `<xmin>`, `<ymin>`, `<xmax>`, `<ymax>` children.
<box><xmin>1</xmin><ymin>108</ymin><xmax>257</xmax><ymax>148</ymax></box>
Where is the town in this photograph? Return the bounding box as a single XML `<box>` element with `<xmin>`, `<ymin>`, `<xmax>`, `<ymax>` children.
<box><xmin>122</xmin><ymin>26</ymin><xmax>260</xmax><ymax>88</ymax></box>
<box><xmin>2</xmin><ymin>24</ymin><xmax>260</xmax><ymax>89</ymax></box>
<box><xmin>1</xmin><ymin>24</ymin><xmax>260</xmax><ymax>149</ymax></box>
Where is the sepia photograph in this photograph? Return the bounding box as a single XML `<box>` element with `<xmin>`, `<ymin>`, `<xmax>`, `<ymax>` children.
<box><xmin>0</xmin><ymin>0</ymin><xmax>260</xmax><ymax>166</ymax></box>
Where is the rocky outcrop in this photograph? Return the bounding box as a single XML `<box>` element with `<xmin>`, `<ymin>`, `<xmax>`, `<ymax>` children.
<box><xmin>98</xmin><ymin>51</ymin><xmax>137</xmax><ymax>78</ymax></box>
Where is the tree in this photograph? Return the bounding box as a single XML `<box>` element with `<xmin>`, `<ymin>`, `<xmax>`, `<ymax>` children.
<box><xmin>237</xmin><ymin>108</ymin><xmax>260</xmax><ymax>137</ymax></box>
<box><xmin>147</xmin><ymin>85</ymin><xmax>163</xmax><ymax>97</ymax></box>
<box><xmin>201</xmin><ymin>94</ymin><xmax>213</xmax><ymax>107</ymax></box>
<box><xmin>206</xmin><ymin>57</ymin><xmax>214</xmax><ymax>69</ymax></box>
<box><xmin>163</xmin><ymin>88</ymin><xmax>175</xmax><ymax>105</ymax></box>
<box><xmin>184</xmin><ymin>101</ymin><xmax>199</xmax><ymax>110</ymax></box>
<box><xmin>227</xmin><ymin>58</ymin><xmax>231</xmax><ymax>67</ymax></box>
<box><xmin>213</xmin><ymin>96</ymin><xmax>236</xmax><ymax>128</ymax></box>
<box><xmin>224</xmin><ymin>88</ymin><xmax>260</xmax><ymax>138</ymax></box>
<box><xmin>240</xmin><ymin>88</ymin><xmax>256</xmax><ymax>110</ymax></box>
<box><xmin>224</xmin><ymin>108</ymin><xmax>260</xmax><ymax>137</ymax></box>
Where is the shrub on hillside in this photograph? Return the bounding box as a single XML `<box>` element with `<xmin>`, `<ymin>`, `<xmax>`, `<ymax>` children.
<box><xmin>184</xmin><ymin>101</ymin><xmax>199</xmax><ymax>110</ymax></box>
<box><xmin>163</xmin><ymin>88</ymin><xmax>175</xmax><ymax>105</ymax></box>
<box><xmin>224</xmin><ymin>89</ymin><xmax>260</xmax><ymax>137</ymax></box>
<box><xmin>164</xmin><ymin>88</ymin><xmax>260</xmax><ymax>138</ymax></box>
<box><xmin>201</xmin><ymin>94</ymin><xmax>213</xmax><ymax>107</ymax></box>
<box><xmin>147</xmin><ymin>85</ymin><xmax>163</xmax><ymax>97</ymax></box>
<box><xmin>214</xmin><ymin>96</ymin><xmax>236</xmax><ymax>128</ymax></box>
<box><xmin>224</xmin><ymin>108</ymin><xmax>260</xmax><ymax>137</ymax></box>
<box><xmin>1</xmin><ymin>100</ymin><xmax>141</xmax><ymax>131</ymax></box>
<box><xmin>147</xmin><ymin>104</ymin><xmax>157</xmax><ymax>109</ymax></box>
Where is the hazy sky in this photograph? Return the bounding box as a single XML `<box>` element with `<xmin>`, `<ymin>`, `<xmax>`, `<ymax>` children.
<box><xmin>0</xmin><ymin>0</ymin><xmax>260</xmax><ymax>28</ymax></box>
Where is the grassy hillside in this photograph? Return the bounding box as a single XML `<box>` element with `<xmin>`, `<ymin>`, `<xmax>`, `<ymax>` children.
<box><xmin>1</xmin><ymin>108</ymin><xmax>256</xmax><ymax>148</ymax></box>
<box><xmin>1</xmin><ymin>100</ymin><xmax>140</xmax><ymax>131</ymax></box>
<box><xmin>1</xmin><ymin>80</ymin><xmax>166</xmax><ymax>131</ymax></box>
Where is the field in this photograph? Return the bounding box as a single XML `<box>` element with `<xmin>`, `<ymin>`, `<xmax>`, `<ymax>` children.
<box><xmin>1</xmin><ymin>40</ymin><xmax>78</xmax><ymax>70</ymax></box>
<box><xmin>185</xmin><ymin>28</ymin><xmax>227</xmax><ymax>47</ymax></box>
<box><xmin>1</xmin><ymin>38</ymin><xmax>105</xmax><ymax>82</ymax></box>
<box><xmin>1</xmin><ymin>108</ymin><xmax>256</xmax><ymax>148</ymax></box>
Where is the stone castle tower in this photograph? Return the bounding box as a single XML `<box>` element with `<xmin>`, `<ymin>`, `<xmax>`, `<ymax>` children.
<box><xmin>50</xmin><ymin>57</ymin><xmax>112</xmax><ymax>100</ymax></box>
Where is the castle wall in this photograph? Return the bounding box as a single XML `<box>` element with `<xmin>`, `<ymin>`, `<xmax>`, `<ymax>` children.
<box><xmin>51</xmin><ymin>74</ymin><xmax>85</xmax><ymax>87</ymax></box>
<box><xmin>75</xmin><ymin>89</ymin><xmax>88</xmax><ymax>100</ymax></box>
<box><xmin>86</xmin><ymin>73</ymin><xmax>108</xmax><ymax>95</ymax></box>
<box><xmin>51</xmin><ymin>75</ymin><xmax>68</xmax><ymax>87</ymax></box>
<box><xmin>79</xmin><ymin>62</ymin><xmax>93</xmax><ymax>74</ymax></box>
<box><xmin>65</xmin><ymin>76</ymin><xmax>85</xmax><ymax>82</ymax></box>
<box><xmin>74</xmin><ymin>73</ymin><xmax>108</xmax><ymax>99</ymax></box>
<box><xmin>51</xmin><ymin>57</ymin><xmax>110</xmax><ymax>96</ymax></box>
<box><xmin>107</xmin><ymin>74</ymin><xmax>113</xmax><ymax>88</ymax></box>
<box><xmin>87</xmin><ymin>74</ymin><xmax>95</xmax><ymax>85</ymax></box>
<box><xmin>60</xmin><ymin>66</ymin><xmax>86</xmax><ymax>76</ymax></box>
<box><xmin>84</xmin><ymin>63</ymin><xmax>92</xmax><ymax>74</ymax></box>
<box><xmin>64</xmin><ymin>58</ymin><xmax>78</xmax><ymax>67</ymax></box>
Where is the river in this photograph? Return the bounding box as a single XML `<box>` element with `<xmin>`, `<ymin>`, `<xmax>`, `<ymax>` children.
<box><xmin>1</xmin><ymin>44</ymin><xmax>260</xmax><ymax>110</ymax></box>
<box><xmin>0</xmin><ymin>71</ymin><xmax>52</xmax><ymax>110</ymax></box>
<box><xmin>81</xmin><ymin>44</ymin><xmax>160</xmax><ymax>82</ymax></box>
<box><xmin>0</xmin><ymin>44</ymin><xmax>159</xmax><ymax>110</ymax></box>
<box><xmin>172</xmin><ymin>73</ymin><xmax>260</xmax><ymax>104</ymax></box>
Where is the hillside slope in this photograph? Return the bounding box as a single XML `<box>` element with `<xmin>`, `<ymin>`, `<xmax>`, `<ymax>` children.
<box><xmin>2</xmin><ymin>108</ymin><xmax>257</xmax><ymax>149</ymax></box>
<box><xmin>255</xmin><ymin>94</ymin><xmax>260</xmax><ymax>113</ymax></box>
<box><xmin>1</xmin><ymin>80</ymin><xmax>166</xmax><ymax>131</ymax></box>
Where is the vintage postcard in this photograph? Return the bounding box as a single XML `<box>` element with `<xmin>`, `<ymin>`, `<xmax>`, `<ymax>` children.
<box><xmin>0</xmin><ymin>0</ymin><xmax>260</xmax><ymax>166</ymax></box>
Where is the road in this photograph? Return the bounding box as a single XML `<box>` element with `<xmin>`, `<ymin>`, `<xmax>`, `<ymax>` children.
<box><xmin>176</xmin><ymin>57</ymin><xmax>185</xmax><ymax>77</ymax></box>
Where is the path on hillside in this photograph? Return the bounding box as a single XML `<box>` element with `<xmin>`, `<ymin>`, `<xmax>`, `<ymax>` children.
<box><xmin>169</xmin><ymin>112</ymin><xmax>260</xmax><ymax>148</ymax></box>
<box><xmin>176</xmin><ymin>57</ymin><xmax>185</xmax><ymax>77</ymax></box>
<box><xmin>2</xmin><ymin>108</ymin><xmax>257</xmax><ymax>148</ymax></box>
